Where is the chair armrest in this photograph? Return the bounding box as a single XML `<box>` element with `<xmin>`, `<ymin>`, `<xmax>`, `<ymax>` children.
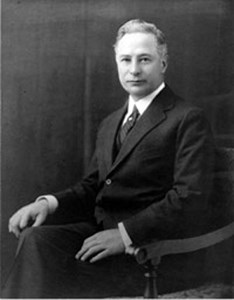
<box><xmin>135</xmin><ymin>221</ymin><xmax>234</xmax><ymax>264</ymax></box>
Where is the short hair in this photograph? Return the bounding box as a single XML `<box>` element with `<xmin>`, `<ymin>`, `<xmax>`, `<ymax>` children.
<box><xmin>114</xmin><ymin>19</ymin><xmax>168</xmax><ymax>59</ymax></box>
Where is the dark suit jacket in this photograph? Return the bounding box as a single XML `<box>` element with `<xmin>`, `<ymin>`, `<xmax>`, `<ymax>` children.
<box><xmin>54</xmin><ymin>85</ymin><xmax>215</xmax><ymax>246</ymax></box>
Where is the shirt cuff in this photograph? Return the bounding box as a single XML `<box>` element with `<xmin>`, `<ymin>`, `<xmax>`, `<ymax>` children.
<box><xmin>35</xmin><ymin>195</ymin><xmax>58</xmax><ymax>214</ymax></box>
<box><xmin>118</xmin><ymin>222</ymin><xmax>138</xmax><ymax>255</ymax></box>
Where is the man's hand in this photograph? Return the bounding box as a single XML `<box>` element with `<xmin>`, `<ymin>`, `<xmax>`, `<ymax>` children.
<box><xmin>76</xmin><ymin>229</ymin><xmax>125</xmax><ymax>263</ymax></box>
<box><xmin>8</xmin><ymin>200</ymin><xmax>50</xmax><ymax>238</ymax></box>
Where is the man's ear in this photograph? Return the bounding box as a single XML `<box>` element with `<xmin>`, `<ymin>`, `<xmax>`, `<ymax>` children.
<box><xmin>161</xmin><ymin>57</ymin><xmax>168</xmax><ymax>74</ymax></box>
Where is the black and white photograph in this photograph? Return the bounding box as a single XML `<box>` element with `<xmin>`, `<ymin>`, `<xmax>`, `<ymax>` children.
<box><xmin>1</xmin><ymin>0</ymin><xmax>234</xmax><ymax>298</ymax></box>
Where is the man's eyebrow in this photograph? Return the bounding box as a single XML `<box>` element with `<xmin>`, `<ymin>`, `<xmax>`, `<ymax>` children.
<box><xmin>138</xmin><ymin>53</ymin><xmax>152</xmax><ymax>57</ymax></box>
<box><xmin>118</xmin><ymin>54</ymin><xmax>131</xmax><ymax>57</ymax></box>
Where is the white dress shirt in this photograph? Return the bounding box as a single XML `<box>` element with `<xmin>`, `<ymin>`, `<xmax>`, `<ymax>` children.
<box><xmin>122</xmin><ymin>82</ymin><xmax>165</xmax><ymax>125</ymax></box>
<box><xmin>36</xmin><ymin>82</ymin><xmax>165</xmax><ymax>253</ymax></box>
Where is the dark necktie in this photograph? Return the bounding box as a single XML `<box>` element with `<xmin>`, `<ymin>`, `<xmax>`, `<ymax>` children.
<box><xmin>117</xmin><ymin>105</ymin><xmax>140</xmax><ymax>147</ymax></box>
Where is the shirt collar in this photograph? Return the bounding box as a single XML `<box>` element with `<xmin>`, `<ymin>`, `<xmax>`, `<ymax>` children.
<box><xmin>127</xmin><ymin>82</ymin><xmax>165</xmax><ymax>116</ymax></box>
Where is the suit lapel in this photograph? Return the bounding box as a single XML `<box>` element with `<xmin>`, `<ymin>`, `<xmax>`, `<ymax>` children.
<box><xmin>109</xmin><ymin>85</ymin><xmax>175</xmax><ymax>174</ymax></box>
<box><xmin>102</xmin><ymin>103</ymin><xmax>127</xmax><ymax>171</ymax></box>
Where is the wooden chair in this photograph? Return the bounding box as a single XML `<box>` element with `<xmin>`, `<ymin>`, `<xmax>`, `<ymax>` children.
<box><xmin>134</xmin><ymin>148</ymin><xmax>234</xmax><ymax>298</ymax></box>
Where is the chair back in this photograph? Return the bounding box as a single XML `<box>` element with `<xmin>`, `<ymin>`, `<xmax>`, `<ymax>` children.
<box><xmin>209</xmin><ymin>147</ymin><xmax>234</xmax><ymax>229</ymax></box>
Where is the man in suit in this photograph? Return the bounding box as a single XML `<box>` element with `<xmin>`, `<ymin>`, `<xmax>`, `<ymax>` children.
<box><xmin>2</xmin><ymin>19</ymin><xmax>215</xmax><ymax>298</ymax></box>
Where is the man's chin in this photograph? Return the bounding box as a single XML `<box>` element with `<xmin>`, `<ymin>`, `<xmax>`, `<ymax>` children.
<box><xmin>128</xmin><ymin>89</ymin><xmax>149</xmax><ymax>101</ymax></box>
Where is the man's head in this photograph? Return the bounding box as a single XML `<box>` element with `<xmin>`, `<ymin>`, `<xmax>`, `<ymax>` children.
<box><xmin>114</xmin><ymin>19</ymin><xmax>168</xmax><ymax>100</ymax></box>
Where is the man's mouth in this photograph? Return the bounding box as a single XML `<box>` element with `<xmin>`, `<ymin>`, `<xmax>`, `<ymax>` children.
<box><xmin>127</xmin><ymin>80</ymin><xmax>145</xmax><ymax>84</ymax></box>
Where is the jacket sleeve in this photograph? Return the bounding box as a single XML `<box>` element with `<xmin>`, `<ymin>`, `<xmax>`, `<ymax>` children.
<box><xmin>52</xmin><ymin>150</ymin><xmax>99</xmax><ymax>221</ymax></box>
<box><xmin>122</xmin><ymin>109</ymin><xmax>215</xmax><ymax>245</ymax></box>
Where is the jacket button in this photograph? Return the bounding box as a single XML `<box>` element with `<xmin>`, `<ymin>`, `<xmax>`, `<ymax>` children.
<box><xmin>106</xmin><ymin>179</ymin><xmax>112</xmax><ymax>185</ymax></box>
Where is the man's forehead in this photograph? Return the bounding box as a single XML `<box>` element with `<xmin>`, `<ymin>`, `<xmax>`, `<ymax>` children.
<box><xmin>116</xmin><ymin>32</ymin><xmax>157</xmax><ymax>54</ymax></box>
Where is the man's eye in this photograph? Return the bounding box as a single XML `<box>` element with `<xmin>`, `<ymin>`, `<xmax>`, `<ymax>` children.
<box><xmin>140</xmin><ymin>57</ymin><xmax>150</xmax><ymax>63</ymax></box>
<box><xmin>121</xmin><ymin>58</ymin><xmax>130</xmax><ymax>62</ymax></box>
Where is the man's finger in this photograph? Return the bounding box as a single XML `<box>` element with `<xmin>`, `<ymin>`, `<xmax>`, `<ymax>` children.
<box><xmin>76</xmin><ymin>237</ymin><xmax>99</xmax><ymax>259</ymax></box>
<box><xmin>11</xmin><ymin>227</ymin><xmax>21</xmax><ymax>238</ymax></box>
<box><xmin>75</xmin><ymin>244</ymin><xmax>93</xmax><ymax>260</ymax></box>
<box><xmin>9</xmin><ymin>213</ymin><xmax>20</xmax><ymax>230</ymax></box>
<box><xmin>32</xmin><ymin>213</ymin><xmax>45</xmax><ymax>227</ymax></box>
<box><xmin>90</xmin><ymin>250</ymin><xmax>109</xmax><ymax>263</ymax></box>
<box><xmin>19</xmin><ymin>213</ymin><xmax>30</xmax><ymax>230</ymax></box>
<box><xmin>9</xmin><ymin>215</ymin><xmax>22</xmax><ymax>237</ymax></box>
<box><xmin>9</xmin><ymin>218</ymin><xmax>21</xmax><ymax>238</ymax></box>
<box><xmin>75</xmin><ymin>244</ymin><xmax>89</xmax><ymax>260</ymax></box>
<box><xmin>8</xmin><ymin>219</ymin><xmax>14</xmax><ymax>233</ymax></box>
<box><xmin>76</xmin><ymin>245</ymin><xmax>103</xmax><ymax>261</ymax></box>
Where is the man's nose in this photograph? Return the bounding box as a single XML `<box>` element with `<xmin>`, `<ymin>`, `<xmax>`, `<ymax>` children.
<box><xmin>129</xmin><ymin>61</ymin><xmax>141</xmax><ymax>75</ymax></box>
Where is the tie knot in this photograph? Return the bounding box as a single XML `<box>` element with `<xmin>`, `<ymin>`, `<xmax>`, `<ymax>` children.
<box><xmin>128</xmin><ymin>105</ymin><xmax>139</xmax><ymax>123</ymax></box>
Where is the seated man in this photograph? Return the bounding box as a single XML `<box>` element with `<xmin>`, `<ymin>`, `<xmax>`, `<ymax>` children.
<box><xmin>2</xmin><ymin>19</ymin><xmax>215</xmax><ymax>298</ymax></box>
